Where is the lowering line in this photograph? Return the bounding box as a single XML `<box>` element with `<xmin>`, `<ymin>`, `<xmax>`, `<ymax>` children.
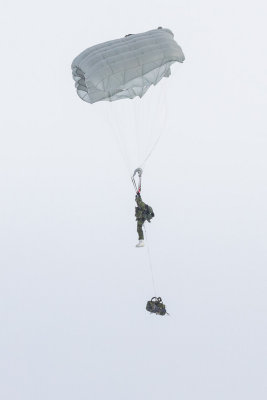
<box><xmin>144</xmin><ymin>224</ymin><xmax>157</xmax><ymax>296</ymax></box>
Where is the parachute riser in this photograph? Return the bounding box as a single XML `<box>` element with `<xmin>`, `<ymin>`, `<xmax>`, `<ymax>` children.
<box><xmin>132</xmin><ymin>167</ymin><xmax>143</xmax><ymax>194</ymax></box>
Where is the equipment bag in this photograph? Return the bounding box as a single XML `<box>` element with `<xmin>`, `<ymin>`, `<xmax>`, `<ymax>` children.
<box><xmin>146</xmin><ymin>297</ymin><xmax>167</xmax><ymax>316</ymax></box>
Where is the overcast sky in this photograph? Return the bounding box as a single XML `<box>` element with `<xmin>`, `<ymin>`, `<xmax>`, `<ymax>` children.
<box><xmin>0</xmin><ymin>1</ymin><xmax>267</xmax><ymax>399</ymax></box>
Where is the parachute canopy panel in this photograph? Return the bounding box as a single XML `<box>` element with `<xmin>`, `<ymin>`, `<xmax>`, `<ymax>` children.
<box><xmin>71</xmin><ymin>28</ymin><xmax>185</xmax><ymax>103</ymax></box>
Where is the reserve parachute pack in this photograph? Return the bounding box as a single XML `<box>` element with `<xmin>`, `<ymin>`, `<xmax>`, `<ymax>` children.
<box><xmin>145</xmin><ymin>204</ymin><xmax>154</xmax><ymax>222</ymax></box>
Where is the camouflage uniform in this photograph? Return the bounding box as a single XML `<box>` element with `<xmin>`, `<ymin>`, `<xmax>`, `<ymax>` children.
<box><xmin>135</xmin><ymin>195</ymin><xmax>146</xmax><ymax>240</ymax></box>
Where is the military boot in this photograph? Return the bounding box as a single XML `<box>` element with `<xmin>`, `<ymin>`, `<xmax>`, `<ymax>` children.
<box><xmin>136</xmin><ymin>240</ymin><xmax>145</xmax><ymax>247</ymax></box>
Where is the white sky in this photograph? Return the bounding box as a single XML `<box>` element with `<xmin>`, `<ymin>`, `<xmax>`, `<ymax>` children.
<box><xmin>0</xmin><ymin>1</ymin><xmax>267</xmax><ymax>399</ymax></box>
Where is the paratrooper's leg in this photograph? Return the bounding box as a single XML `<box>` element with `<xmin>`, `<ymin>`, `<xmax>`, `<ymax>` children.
<box><xmin>137</xmin><ymin>220</ymin><xmax>144</xmax><ymax>240</ymax></box>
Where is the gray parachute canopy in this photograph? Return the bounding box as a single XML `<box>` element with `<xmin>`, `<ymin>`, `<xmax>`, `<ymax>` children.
<box><xmin>71</xmin><ymin>27</ymin><xmax>185</xmax><ymax>104</ymax></box>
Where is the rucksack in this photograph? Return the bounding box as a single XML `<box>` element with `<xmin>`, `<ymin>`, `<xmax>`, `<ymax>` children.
<box><xmin>146</xmin><ymin>297</ymin><xmax>167</xmax><ymax>316</ymax></box>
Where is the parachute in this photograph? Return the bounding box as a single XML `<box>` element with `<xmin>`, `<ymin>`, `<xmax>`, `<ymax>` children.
<box><xmin>71</xmin><ymin>28</ymin><xmax>185</xmax><ymax>313</ymax></box>
<box><xmin>71</xmin><ymin>27</ymin><xmax>185</xmax><ymax>173</ymax></box>
<box><xmin>71</xmin><ymin>27</ymin><xmax>185</xmax><ymax>104</ymax></box>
